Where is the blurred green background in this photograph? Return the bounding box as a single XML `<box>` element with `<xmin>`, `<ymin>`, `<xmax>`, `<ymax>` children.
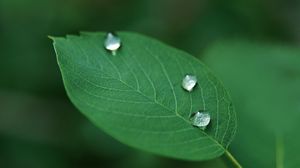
<box><xmin>0</xmin><ymin>0</ymin><xmax>300</xmax><ymax>167</ymax></box>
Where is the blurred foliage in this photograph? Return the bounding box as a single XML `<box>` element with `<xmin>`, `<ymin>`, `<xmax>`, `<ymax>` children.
<box><xmin>203</xmin><ymin>41</ymin><xmax>300</xmax><ymax>167</ymax></box>
<box><xmin>0</xmin><ymin>0</ymin><xmax>300</xmax><ymax>167</ymax></box>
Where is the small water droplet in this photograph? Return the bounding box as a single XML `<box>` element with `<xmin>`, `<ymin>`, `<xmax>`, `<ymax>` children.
<box><xmin>182</xmin><ymin>75</ymin><xmax>197</xmax><ymax>92</ymax></box>
<box><xmin>190</xmin><ymin>111</ymin><xmax>210</xmax><ymax>130</ymax></box>
<box><xmin>104</xmin><ymin>32</ymin><xmax>121</xmax><ymax>55</ymax></box>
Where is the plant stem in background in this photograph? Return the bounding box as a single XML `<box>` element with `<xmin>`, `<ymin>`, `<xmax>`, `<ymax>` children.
<box><xmin>276</xmin><ymin>135</ymin><xmax>284</xmax><ymax>168</ymax></box>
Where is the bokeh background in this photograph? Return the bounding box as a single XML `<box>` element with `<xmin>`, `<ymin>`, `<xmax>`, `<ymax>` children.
<box><xmin>1</xmin><ymin>0</ymin><xmax>300</xmax><ymax>168</ymax></box>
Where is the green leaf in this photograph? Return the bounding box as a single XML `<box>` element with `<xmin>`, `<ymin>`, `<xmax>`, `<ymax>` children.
<box><xmin>203</xmin><ymin>41</ymin><xmax>300</xmax><ymax>167</ymax></box>
<box><xmin>52</xmin><ymin>32</ymin><xmax>236</xmax><ymax>161</ymax></box>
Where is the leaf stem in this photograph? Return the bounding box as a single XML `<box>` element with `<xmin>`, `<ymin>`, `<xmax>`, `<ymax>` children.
<box><xmin>225</xmin><ymin>150</ymin><xmax>243</xmax><ymax>168</ymax></box>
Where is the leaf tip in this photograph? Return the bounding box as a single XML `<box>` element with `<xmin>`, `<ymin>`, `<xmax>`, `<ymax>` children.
<box><xmin>47</xmin><ymin>35</ymin><xmax>56</xmax><ymax>41</ymax></box>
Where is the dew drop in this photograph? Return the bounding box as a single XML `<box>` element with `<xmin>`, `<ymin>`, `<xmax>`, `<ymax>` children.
<box><xmin>182</xmin><ymin>75</ymin><xmax>197</xmax><ymax>92</ymax></box>
<box><xmin>104</xmin><ymin>32</ymin><xmax>121</xmax><ymax>55</ymax></box>
<box><xmin>190</xmin><ymin>111</ymin><xmax>211</xmax><ymax>130</ymax></box>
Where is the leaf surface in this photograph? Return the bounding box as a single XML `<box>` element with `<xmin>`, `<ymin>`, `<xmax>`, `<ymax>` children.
<box><xmin>52</xmin><ymin>32</ymin><xmax>236</xmax><ymax>160</ymax></box>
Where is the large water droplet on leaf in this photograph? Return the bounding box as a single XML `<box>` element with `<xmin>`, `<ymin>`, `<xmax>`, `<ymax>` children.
<box><xmin>104</xmin><ymin>32</ymin><xmax>121</xmax><ymax>55</ymax></box>
<box><xmin>190</xmin><ymin>111</ymin><xmax>211</xmax><ymax>130</ymax></box>
<box><xmin>182</xmin><ymin>74</ymin><xmax>197</xmax><ymax>92</ymax></box>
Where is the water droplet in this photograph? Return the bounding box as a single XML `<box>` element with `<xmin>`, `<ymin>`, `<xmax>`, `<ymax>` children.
<box><xmin>104</xmin><ymin>32</ymin><xmax>121</xmax><ymax>55</ymax></box>
<box><xmin>182</xmin><ymin>75</ymin><xmax>197</xmax><ymax>92</ymax></box>
<box><xmin>190</xmin><ymin>111</ymin><xmax>210</xmax><ymax>130</ymax></box>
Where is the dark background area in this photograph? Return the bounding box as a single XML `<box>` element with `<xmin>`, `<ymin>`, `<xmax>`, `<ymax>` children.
<box><xmin>0</xmin><ymin>0</ymin><xmax>299</xmax><ymax>167</ymax></box>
